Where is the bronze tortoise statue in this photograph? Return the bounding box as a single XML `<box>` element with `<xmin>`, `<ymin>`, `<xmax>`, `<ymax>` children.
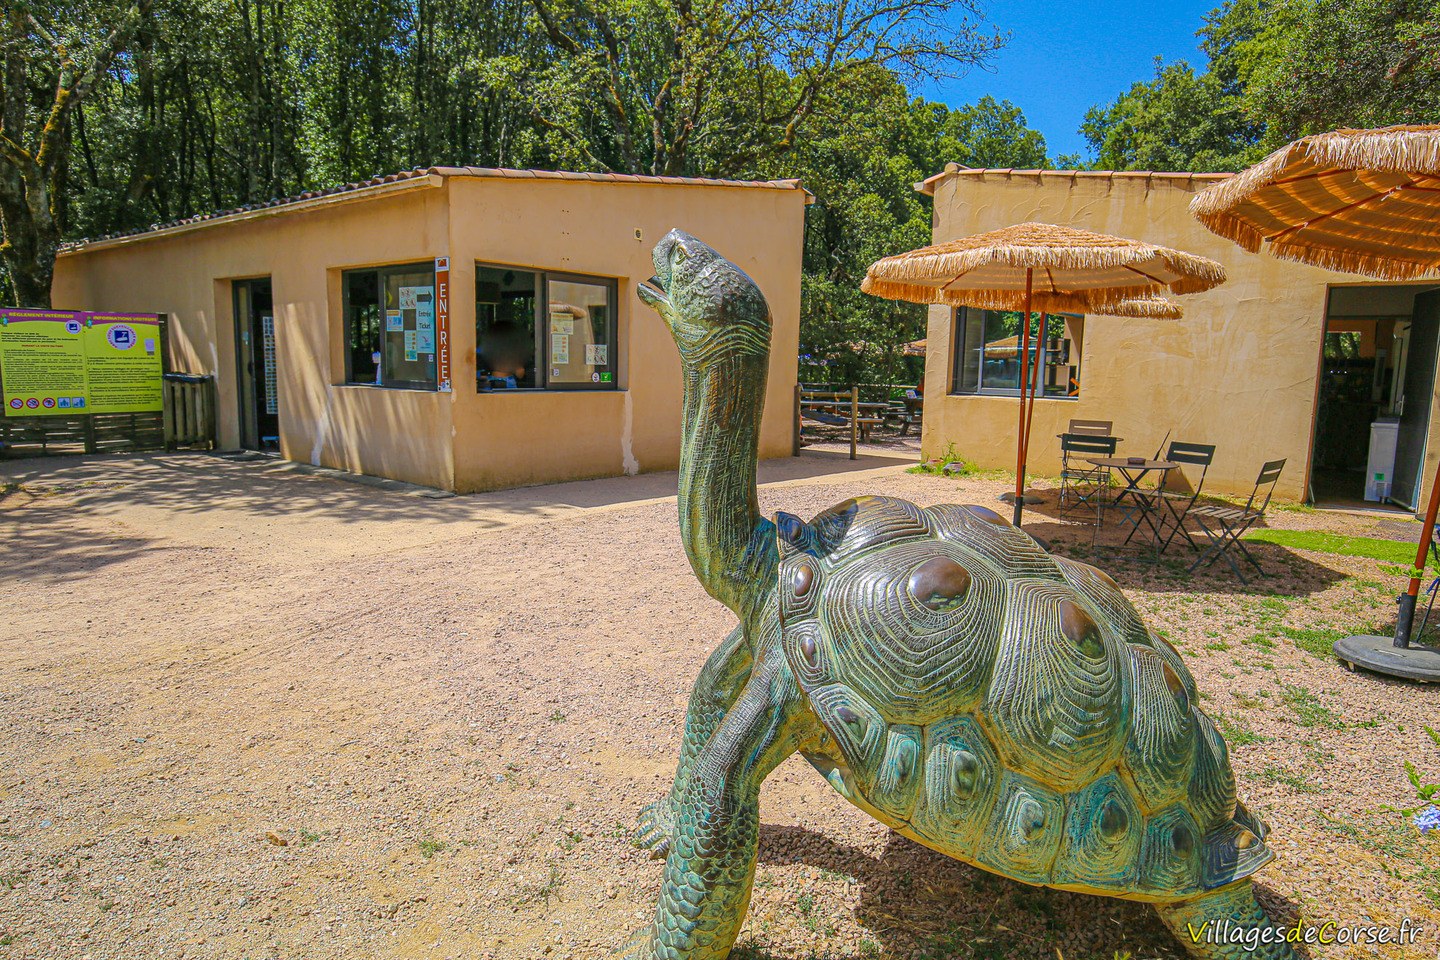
<box><xmin>613</xmin><ymin>229</ymin><xmax>1295</xmax><ymax>960</ymax></box>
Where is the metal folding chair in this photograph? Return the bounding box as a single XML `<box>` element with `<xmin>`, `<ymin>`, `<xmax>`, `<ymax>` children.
<box><xmin>1149</xmin><ymin>441</ymin><xmax>1216</xmax><ymax>552</ymax></box>
<box><xmin>1059</xmin><ymin>433</ymin><xmax>1118</xmax><ymax>516</ymax></box>
<box><xmin>1186</xmin><ymin>459</ymin><xmax>1287</xmax><ymax>583</ymax></box>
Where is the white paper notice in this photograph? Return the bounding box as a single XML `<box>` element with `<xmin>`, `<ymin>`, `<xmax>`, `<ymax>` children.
<box><xmin>585</xmin><ymin>344</ymin><xmax>608</xmax><ymax>365</ymax></box>
<box><xmin>551</xmin><ymin>334</ymin><xmax>570</xmax><ymax>364</ymax></box>
<box><xmin>386</xmin><ymin>310</ymin><xmax>404</xmax><ymax>331</ymax></box>
<box><xmin>399</xmin><ymin>286</ymin><xmax>420</xmax><ymax>309</ymax></box>
<box><xmin>551</xmin><ymin>316</ymin><xmax>575</xmax><ymax>335</ymax></box>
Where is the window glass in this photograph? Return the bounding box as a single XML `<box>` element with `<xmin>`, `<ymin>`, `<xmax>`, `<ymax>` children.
<box><xmin>475</xmin><ymin>264</ymin><xmax>617</xmax><ymax>391</ymax></box>
<box><xmin>547</xmin><ymin>277</ymin><xmax>615</xmax><ymax>387</ymax></box>
<box><xmin>952</xmin><ymin>308</ymin><xmax>1082</xmax><ymax>397</ymax></box>
<box><xmin>343</xmin><ymin>263</ymin><xmax>436</xmax><ymax>389</ymax></box>
<box><xmin>345</xmin><ymin>270</ymin><xmax>381</xmax><ymax>385</ymax></box>
<box><xmin>476</xmin><ymin>266</ymin><xmax>539</xmax><ymax>389</ymax></box>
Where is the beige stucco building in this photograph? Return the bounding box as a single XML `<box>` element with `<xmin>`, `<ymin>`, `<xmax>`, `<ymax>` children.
<box><xmin>53</xmin><ymin>168</ymin><xmax>808</xmax><ymax>492</ymax></box>
<box><xmin>918</xmin><ymin>165</ymin><xmax>1440</xmax><ymax>508</ymax></box>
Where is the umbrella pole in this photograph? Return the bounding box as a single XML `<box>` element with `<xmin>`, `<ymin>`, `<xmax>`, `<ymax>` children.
<box><xmin>1396</xmin><ymin>466</ymin><xmax>1440</xmax><ymax>648</ymax></box>
<box><xmin>1021</xmin><ymin>312</ymin><xmax>1046</xmax><ymax>481</ymax></box>
<box><xmin>1013</xmin><ymin>269</ymin><xmax>1034</xmax><ymax>525</ymax></box>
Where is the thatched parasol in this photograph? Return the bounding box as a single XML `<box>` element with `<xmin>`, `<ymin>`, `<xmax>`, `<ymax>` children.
<box><xmin>1100</xmin><ymin>296</ymin><xmax>1185</xmax><ymax>320</ymax></box>
<box><xmin>863</xmin><ymin>222</ymin><xmax>1224</xmax><ymax>524</ymax></box>
<box><xmin>1192</xmin><ymin>124</ymin><xmax>1440</xmax><ymax>682</ymax></box>
<box><xmin>1191</xmin><ymin>125</ymin><xmax>1440</xmax><ymax>281</ymax></box>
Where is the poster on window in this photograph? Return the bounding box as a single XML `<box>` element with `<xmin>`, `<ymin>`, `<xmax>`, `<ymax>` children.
<box><xmin>399</xmin><ymin>286</ymin><xmax>420</xmax><ymax>310</ymax></box>
<box><xmin>584</xmin><ymin>344</ymin><xmax>607</xmax><ymax>365</ymax></box>
<box><xmin>404</xmin><ymin>329</ymin><xmax>418</xmax><ymax>361</ymax></box>
<box><xmin>416</xmin><ymin>329</ymin><xmax>435</xmax><ymax>352</ymax></box>
<box><xmin>551</xmin><ymin>334</ymin><xmax>570</xmax><ymax>364</ymax></box>
<box><xmin>386</xmin><ymin>310</ymin><xmax>404</xmax><ymax>332</ymax></box>
<box><xmin>552</xmin><ymin>316</ymin><xmax>574</xmax><ymax>335</ymax></box>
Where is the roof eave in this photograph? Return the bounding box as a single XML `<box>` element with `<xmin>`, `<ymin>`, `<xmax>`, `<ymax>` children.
<box><xmin>61</xmin><ymin>172</ymin><xmax>447</xmax><ymax>256</ymax></box>
<box><xmin>914</xmin><ymin>165</ymin><xmax>1236</xmax><ymax>195</ymax></box>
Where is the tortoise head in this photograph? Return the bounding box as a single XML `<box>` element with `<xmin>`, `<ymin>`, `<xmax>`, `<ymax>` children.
<box><xmin>638</xmin><ymin>229</ymin><xmax>770</xmax><ymax>366</ymax></box>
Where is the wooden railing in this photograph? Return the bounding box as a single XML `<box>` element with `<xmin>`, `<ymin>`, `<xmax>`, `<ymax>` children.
<box><xmin>163</xmin><ymin>374</ymin><xmax>217</xmax><ymax>450</ymax></box>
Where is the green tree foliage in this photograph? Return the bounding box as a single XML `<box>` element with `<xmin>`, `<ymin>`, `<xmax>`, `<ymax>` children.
<box><xmin>1081</xmin><ymin>0</ymin><xmax>1440</xmax><ymax>173</ymax></box>
<box><xmin>780</xmin><ymin>83</ymin><xmax>1054</xmax><ymax>386</ymax></box>
<box><xmin>1</xmin><ymin>1</ymin><xmax>148</xmax><ymax>307</ymax></box>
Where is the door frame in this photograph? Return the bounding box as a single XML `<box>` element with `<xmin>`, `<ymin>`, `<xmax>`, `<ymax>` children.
<box><xmin>231</xmin><ymin>277</ymin><xmax>273</xmax><ymax>450</ymax></box>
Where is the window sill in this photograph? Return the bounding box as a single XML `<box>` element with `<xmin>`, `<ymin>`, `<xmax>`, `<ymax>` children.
<box><xmin>946</xmin><ymin>392</ymin><xmax>1080</xmax><ymax>400</ymax></box>
<box><xmin>335</xmin><ymin>382</ymin><xmax>439</xmax><ymax>393</ymax></box>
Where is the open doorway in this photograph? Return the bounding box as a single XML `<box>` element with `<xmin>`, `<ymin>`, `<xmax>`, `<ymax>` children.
<box><xmin>1312</xmin><ymin>284</ymin><xmax>1440</xmax><ymax>510</ymax></box>
<box><xmin>233</xmin><ymin>278</ymin><xmax>278</xmax><ymax>450</ymax></box>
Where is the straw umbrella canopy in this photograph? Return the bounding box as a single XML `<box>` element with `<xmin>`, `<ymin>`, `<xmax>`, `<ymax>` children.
<box><xmin>1190</xmin><ymin>125</ymin><xmax>1440</xmax><ymax>280</ymax></box>
<box><xmin>863</xmin><ymin>222</ymin><xmax>1225</xmax><ymax>524</ymax></box>
<box><xmin>1100</xmin><ymin>296</ymin><xmax>1185</xmax><ymax>320</ymax></box>
<box><xmin>1190</xmin><ymin>124</ymin><xmax>1440</xmax><ymax>681</ymax></box>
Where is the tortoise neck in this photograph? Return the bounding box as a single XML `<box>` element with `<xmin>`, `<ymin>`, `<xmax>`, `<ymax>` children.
<box><xmin>677</xmin><ymin>349</ymin><xmax>776</xmax><ymax>620</ymax></box>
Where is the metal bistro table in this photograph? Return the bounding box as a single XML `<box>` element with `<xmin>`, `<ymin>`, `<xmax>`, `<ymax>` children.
<box><xmin>1086</xmin><ymin>456</ymin><xmax>1179</xmax><ymax>559</ymax></box>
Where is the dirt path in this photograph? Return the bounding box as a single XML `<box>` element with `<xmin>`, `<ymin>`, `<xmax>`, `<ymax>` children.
<box><xmin>1</xmin><ymin>452</ymin><xmax>1437</xmax><ymax>959</ymax></box>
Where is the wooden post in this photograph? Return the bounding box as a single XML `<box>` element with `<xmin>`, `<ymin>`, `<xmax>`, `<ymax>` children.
<box><xmin>793</xmin><ymin>383</ymin><xmax>802</xmax><ymax>456</ymax></box>
<box><xmin>850</xmin><ymin>385</ymin><xmax>859</xmax><ymax>461</ymax></box>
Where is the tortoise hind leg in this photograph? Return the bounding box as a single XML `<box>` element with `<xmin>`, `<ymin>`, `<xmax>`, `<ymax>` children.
<box><xmin>1155</xmin><ymin>880</ymin><xmax>1303</xmax><ymax>959</ymax></box>
<box><xmin>633</xmin><ymin>625</ymin><xmax>753</xmax><ymax>859</ymax></box>
<box><xmin>615</xmin><ymin>655</ymin><xmax>809</xmax><ymax>960</ymax></box>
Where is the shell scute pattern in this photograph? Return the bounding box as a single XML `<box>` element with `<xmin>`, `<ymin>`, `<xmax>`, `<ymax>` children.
<box><xmin>914</xmin><ymin>716</ymin><xmax>1002</xmax><ymax>849</ymax></box>
<box><xmin>979</xmin><ymin>771</ymin><xmax>1067</xmax><ymax>885</ymax></box>
<box><xmin>924</xmin><ymin>503</ymin><xmax>1064</xmax><ymax>582</ymax></box>
<box><xmin>777</xmin><ymin>497</ymin><xmax>1272</xmax><ymax>899</ymax></box>
<box><xmin>784</xmin><ymin>539</ymin><xmax>1006</xmax><ymax>723</ymax></box>
<box><xmin>981</xmin><ymin>580</ymin><xmax>1130</xmax><ymax>791</ymax></box>
<box><xmin>1123</xmin><ymin>646</ymin><xmax>1197</xmax><ymax>813</ymax></box>
<box><xmin>1054</xmin><ymin>773</ymin><xmax>1143</xmax><ymax>890</ymax></box>
<box><xmin>1138</xmin><ymin>806</ymin><xmax>1203</xmax><ymax>896</ymax></box>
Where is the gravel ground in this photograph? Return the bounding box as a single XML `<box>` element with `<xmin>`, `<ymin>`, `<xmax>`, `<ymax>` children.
<box><xmin>1</xmin><ymin>449</ymin><xmax>1437</xmax><ymax>960</ymax></box>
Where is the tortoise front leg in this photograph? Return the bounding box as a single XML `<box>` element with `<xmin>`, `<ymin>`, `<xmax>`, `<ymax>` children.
<box><xmin>1154</xmin><ymin>880</ymin><xmax>1302</xmax><ymax>959</ymax></box>
<box><xmin>634</xmin><ymin>625</ymin><xmax>754</xmax><ymax>858</ymax></box>
<box><xmin>615</xmin><ymin>655</ymin><xmax>810</xmax><ymax>960</ymax></box>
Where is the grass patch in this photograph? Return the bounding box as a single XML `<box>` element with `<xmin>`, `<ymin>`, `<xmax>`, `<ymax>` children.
<box><xmin>418</xmin><ymin>838</ymin><xmax>446</xmax><ymax>859</ymax></box>
<box><xmin>907</xmin><ymin>442</ymin><xmax>972</xmax><ymax>477</ymax></box>
<box><xmin>1278</xmin><ymin>625</ymin><xmax>1342</xmax><ymax>659</ymax></box>
<box><xmin>1213</xmin><ymin>713</ymin><xmax>1270</xmax><ymax>746</ymax></box>
<box><xmin>1244</xmin><ymin>529</ymin><xmax>1424</xmax><ymax>566</ymax></box>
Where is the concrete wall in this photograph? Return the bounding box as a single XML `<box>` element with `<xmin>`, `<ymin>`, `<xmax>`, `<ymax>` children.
<box><xmin>921</xmin><ymin>170</ymin><xmax>1440</xmax><ymax>503</ymax></box>
<box><xmin>53</xmin><ymin>174</ymin><xmax>805</xmax><ymax>493</ymax></box>
<box><xmin>445</xmin><ymin>177</ymin><xmax>805</xmax><ymax>492</ymax></box>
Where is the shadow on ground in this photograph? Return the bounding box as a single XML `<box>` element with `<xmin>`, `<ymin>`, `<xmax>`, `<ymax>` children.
<box><xmin>747</xmin><ymin>824</ymin><xmax>1303</xmax><ymax>960</ymax></box>
<box><xmin>1012</xmin><ymin>492</ymin><xmax>1349</xmax><ymax>600</ymax></box>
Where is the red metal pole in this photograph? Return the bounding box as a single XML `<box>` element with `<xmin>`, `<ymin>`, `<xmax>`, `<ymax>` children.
<box><xmin>1012</xmin><ymin>269</ymin><xmax>1034</xmax><ymax>525</ymax></box>
<box><xmin>1397</xmin><ymin>463</ymin><xmax>1440</xmax><ymax>648</ymax></box>
<box><xmin>1021</xmin><ymin>312</ymin><xmax>1047</xmax><ymax>478</ymax></box>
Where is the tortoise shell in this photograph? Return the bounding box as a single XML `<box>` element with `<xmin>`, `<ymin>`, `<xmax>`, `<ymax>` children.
<box><xmin>777</xmin><ymin>496</ymin><xmax>1271</xmax><ymax>902</ymax></box>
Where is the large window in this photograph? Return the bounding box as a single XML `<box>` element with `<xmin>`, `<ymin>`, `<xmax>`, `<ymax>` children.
<box><xmin>951</xmin><ymin>307</ymin><xmax>1082</xmax><ymax>398</ymax></box>
<box><xmin>476</xmin><ymin>264</ymin><xmax>617</xmax><ymax>391</ymax></box>
<box><xmin>344</xmin><ymin>263</ymin><xmax>438</xmax><ymax>389</ymax></box>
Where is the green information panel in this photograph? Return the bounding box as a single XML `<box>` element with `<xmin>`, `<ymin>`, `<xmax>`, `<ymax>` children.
<box><xmin>0</xmin><ymin>309</ymin><xmax>162</xmax><ymax>417</ymax></box>
<box><xmin>0</xmin><ymin>311</ymin><xmax>88</xmax><ymax>415</ymax></box>
<box><xmin>83</xmin><ymin>314</ymin><xmax>163</xmax><ymax>414</ymax></box>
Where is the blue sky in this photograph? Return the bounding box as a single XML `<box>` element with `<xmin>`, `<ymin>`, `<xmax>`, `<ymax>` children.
<box><xmin>915</xmin><ymin>0</ymin><xmax>1220</xmax><ymax>161</ymax></box>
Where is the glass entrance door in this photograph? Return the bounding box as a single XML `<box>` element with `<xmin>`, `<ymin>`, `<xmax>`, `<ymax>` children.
<box><xmin>233</xmin><ymin>278</ymin><xmax>277</xmax><ymax>450</ymax></box>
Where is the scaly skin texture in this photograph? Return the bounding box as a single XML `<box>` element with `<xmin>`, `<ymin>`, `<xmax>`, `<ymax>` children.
<box><xmin>633</xmin><ymin>625</ymin><xmax>753</xmax><ymax>859</ymax></box>
<box><xmin>618</xmin><ymin>230</ymin><xmax>1300</xmax><ymax>960</ymax></box>
<box><xmin>1155</xmin><ymin>882</ymin><xmax>1302</xmax><ymax>959</ymax></box>
<box><xmin>615</xmin><ymin>643</ymin><xmax>813</xmax><ymax>960</ymax></box>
